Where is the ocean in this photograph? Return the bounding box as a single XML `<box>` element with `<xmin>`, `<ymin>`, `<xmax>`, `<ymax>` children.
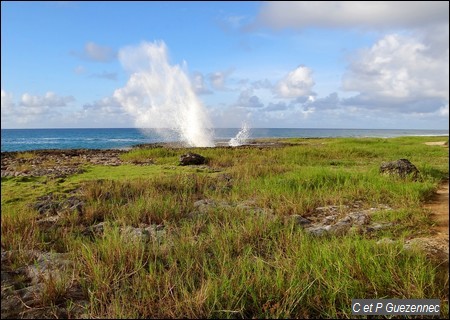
<box><xmin>1</xmin><ymin>128</ymin><xmax>448</xmax><ymax>152</ymax></box>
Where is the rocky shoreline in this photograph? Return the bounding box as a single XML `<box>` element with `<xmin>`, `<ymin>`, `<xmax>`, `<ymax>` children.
<box><xmin>0</xmin><ymin>141</ymin><xmax>298</xmax><ymax>178</ymax></box>
<box><xmin>1</xmin><ymin>149</ymin><xmax>136</xmax><ymax>178</ymax></box>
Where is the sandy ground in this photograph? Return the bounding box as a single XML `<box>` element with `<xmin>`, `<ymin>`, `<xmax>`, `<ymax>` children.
<box><xmin>424</xmin><ymin>141</ymin><xmax>448</xmax><ymax>146</ymax></box>
<box><xmin>424</xmin><ymin>180</ymin><xmax>449</xmax><ymax>236</ymax></box>
<box><xmin>410</xmin><ymin>180</ymin><xmax>449</xmax><ymax>264</ymax></box>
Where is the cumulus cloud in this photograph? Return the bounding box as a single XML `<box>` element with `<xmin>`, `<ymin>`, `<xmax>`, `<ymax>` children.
<box><xmin>235</xmin><ymin>88</ymin><xmax>264</xmax><ymax>109</ymax></box>
<box><xmin>247</xmin><ymin>1</ymin><xmax>449</xmax><ymax>125</ymax></box>
<box><xmin>276</xmin><ymin>65</ymin><xmax>315</xmax><ymax>98</ymax></box>
<box><xmin>342</xmin><ymin>31</ymin><xmax>449</xmax><ymax>113</ymax></box>
<box><xmin>1</xmin><ymin>90</ymin><xmax>15</xmax><ymax>115</ymax></box>
<box><xmin>438</xmin><ymin>104</ymin><xmax>449</xmax><ymax>117</ymax></box>
<box><xmin>68</xmin><ymin>96</ymin><xmax>131</xmax><ymax>127</ymax></box>
<box><xmin>82</xmin><ymin>97</ymin><xmax>124</xmax><ymax>114</ymax></box>
<box><xmin>79</xmin><ymin>41</ymin><xmax>116</xmax><ymax>62</ymax></box>
<box><xmin>308</xmin><ymin>92</ymin><xmax>340</xmax><ymax>110</ymax></box>
<box><xmin>1</xmin><ymin>90</ymin><xmax>75</xmax><ymax>126</ymax></box>
<box><xmin>20</xmin><ymin>92</ymin><xmax>75</xmax><ymax>108</ymax></box>
<box><xmin>255</xmin><ymin>1</ymin><xmax>449</xmax><ymax>30</ymax></box>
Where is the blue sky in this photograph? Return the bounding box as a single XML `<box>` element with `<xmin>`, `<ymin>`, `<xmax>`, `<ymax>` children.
<box><xmin>1</xmin><ymin>1</ymin><xmax>448</xmax><ymax>129</ymax></box>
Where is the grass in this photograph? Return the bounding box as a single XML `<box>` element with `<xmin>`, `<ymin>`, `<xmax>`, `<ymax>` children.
<box><xmin>1</xmin><ymin>136</ymin><xmax>449</xmax><ymax>318</ymax></box>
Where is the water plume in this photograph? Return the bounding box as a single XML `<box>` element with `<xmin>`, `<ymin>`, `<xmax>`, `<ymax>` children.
<box><xmin>114</xmin><ymin>41</ymin><xmax>214</xmax><ymax>147</ymax></box>
<box><xmin>229</xmin><ymin>122</ymin><xmax>250</xmax><ymax>146</ymax></box>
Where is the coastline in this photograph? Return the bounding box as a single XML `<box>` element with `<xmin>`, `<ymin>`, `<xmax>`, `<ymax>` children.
<box><xmin>2</xmin><ymin>128</ymin><xmax>448</xmax><ymax>152</ymax></box>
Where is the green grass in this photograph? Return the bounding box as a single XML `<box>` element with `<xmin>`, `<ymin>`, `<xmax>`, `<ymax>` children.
<box><xmin>1</xmin><ymin>136</ymin><xmax>449</xmax><ymax>318</ymax></box>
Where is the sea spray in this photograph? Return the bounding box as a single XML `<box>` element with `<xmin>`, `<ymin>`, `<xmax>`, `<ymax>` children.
<box><xmin>229</xmin><ymin>122</ymin><xmax>250</xmax><ymax>146</ymax></box>
<box><xmin>114</xmin><ymin>41</ymin><xmax>215</xmax><ymax>147</ymax></box>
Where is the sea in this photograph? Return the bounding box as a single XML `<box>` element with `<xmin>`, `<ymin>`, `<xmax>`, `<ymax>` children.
<box><xmin>1</xmin><ymin>128</ymin><xmax>448</xmax><ymax>152</ymax></box>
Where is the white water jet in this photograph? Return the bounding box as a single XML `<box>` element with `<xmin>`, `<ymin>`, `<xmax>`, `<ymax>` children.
<box><xmin>229</xmin><ymin>122</ymin><xmax>250</xmax><ymax>147</ymax></box>
<box><xmin>114</xmin><ymin>41</ymin><xmax>214</xmax><ymax>147</ymax></box>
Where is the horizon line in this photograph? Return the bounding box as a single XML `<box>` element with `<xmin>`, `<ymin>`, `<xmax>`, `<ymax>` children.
<box><xmin>2</xmin><ymin>127</ymin><xmax>449</xmax><ymax>131</ymax></box>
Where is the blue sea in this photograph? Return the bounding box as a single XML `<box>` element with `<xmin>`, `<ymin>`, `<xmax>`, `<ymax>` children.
<box><xmin>1</xmin><ymin>128</ymin><xmax>448</xmax><ymax>152</ymax></box>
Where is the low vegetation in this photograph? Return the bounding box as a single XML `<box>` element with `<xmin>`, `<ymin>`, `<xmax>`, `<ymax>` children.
<box><xmin>1</xmin><ymin>136</ymin><xmax>448</xmax><ymax>318</ymax></box>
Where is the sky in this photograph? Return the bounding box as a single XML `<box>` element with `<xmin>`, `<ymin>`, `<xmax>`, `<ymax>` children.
<box><xmin>1</xmin><ymin>1</ymin><xmax>449</xmax><ymax>129</ymax></box>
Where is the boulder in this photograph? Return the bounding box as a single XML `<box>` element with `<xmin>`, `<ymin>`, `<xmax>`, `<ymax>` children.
<box><xmin>379</xmin><ymin>159</ymin><xmax>419</xmax><ymax>180</ymax></box>
<box><xmin>179</xmin><ymin>152</ymin><xmax>206</xmax><ymax>166</ymax></box>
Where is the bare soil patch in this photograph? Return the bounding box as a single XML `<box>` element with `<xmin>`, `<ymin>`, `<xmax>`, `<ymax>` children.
<box><xmin>408</xmin><ymin>180</ymin><xmax>449</xmax><ymax>264</ymax></box>
<box><xmin>424</xmin><ymin>141</ymin><xmax>448</xmax><ymax>146</ymax></box>
<box><xmin>424</xmin><ymin>180</ymin><xmax>449</xmax><ymax>236</ymax></box>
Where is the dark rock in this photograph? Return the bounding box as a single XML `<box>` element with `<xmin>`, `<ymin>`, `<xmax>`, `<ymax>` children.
<box><xmin>179</xmin><ymin>152</ymin><xmax>206</xmax><ymax>166</ymax></box>
<box><xmin>328</xmin><ymin>219</ymin><xmax>352</xmax><ymax>235</ymax></box>
<box><xmin>191</xmin><ymin>198</ymin><xmax>274</xmax><ymax>218</ymax></box>
<box><xmin>380</xmin><ymin>159</ymin><xmax>420</xmax><ymax>180</ymax></box>
<box><xmin>193</xmin><ymin>199</ymin><xmax>230</xmax><ymax>214</ymax></box>
<box><xmin>33</xmin><ymin>193</ymin><xmax>84</xmax><ymax>217</ymax></box>
<box><xmin>290</xmin><ymin>215</ymin><xmax>312</xmax><ymax>226</ymax></box>
<box><xmin>366</xmin><ymin>222</ymin><xmax>394</xmax><ymax>232</ymax></box>
<box><xmin>305</xmin><ymin>226</ymin><xmax>330</xmax><ymax>237</ymax></box>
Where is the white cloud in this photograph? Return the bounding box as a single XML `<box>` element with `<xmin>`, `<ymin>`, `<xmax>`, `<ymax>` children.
<box><xmin>82</xmin><ymin>97</ymin><xmax>124</xmax><ymax>114</ymax></box>
<box><xmin>82</xmin><ymin>41</ymin><xmax>116</xmax><ymax>62</ymax></box>
<box><xmin>191</xmin><ymin>72</ymin><xmax>212</xmax><ymax>95</ymax></box>
<box><xmin>342</xmin><ymin>30</ymin><xmax>449</xmax><ymax>113</ymax></box>
<box><xmin>209</xmin><ymin>69</ymin><xmax>233</xmax><ymax>90</ymax></box>
<box><xmin>308</xmin><ymin>92</ymin><xmax>340</xmax><ymax>110</ymax></box>
<box><xmin>210</xmin><ymin>72</ymin><xmax>226</xmax><ymax>90</ymax></box>
<box><xmin>439</xmin><ymin>104</ymin><xmax>449</xmax><ymax>117</ymax></box>
<box><xmin>1</xmin><ymin>91</ymin><xmax>76</xmax><ymax>127</ymax></box>
<box><xmin>276</xmin><ymin>66</ymin><xmax>315</xmax><ymax>98</ymax></box>
<box><xmin>1</xmin><ymin>90</ymin><xmax>135</xmax><ymax>128</ymax></box>
<box><xmin>1</xmin><ymin>89</ymin><xmax>15</xmax><ymax>116</ymax></box>
<box><xmin>20</xmin><ymin>92</ymin><xmax>75</xmax><ymax>108</ymax></box>
<box><xmin>256</xmin><ymin>1</ymin><xmax>449</xmax><ymax>30</ymax></box>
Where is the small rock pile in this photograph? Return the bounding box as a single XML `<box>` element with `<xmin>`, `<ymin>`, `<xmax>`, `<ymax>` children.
<box><xmin>287</xmin><ymin>204</ymin><xmax>394</xmax><ymax>237</ymax></box>
<box><xmin>82</xmin><ymin>221</ymin><xmax>167</xmax><ymax>244</ymax></box>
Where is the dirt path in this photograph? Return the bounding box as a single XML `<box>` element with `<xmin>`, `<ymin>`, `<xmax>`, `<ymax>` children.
<box><xmin>405</xmin><ymin>180</ymin><xmax>449</xmax><ymax>264</ymax></box>
<box><xmin>424</xmin><ymin>180</ymin><xmax>449</xmax><ymax>236</ymax></box>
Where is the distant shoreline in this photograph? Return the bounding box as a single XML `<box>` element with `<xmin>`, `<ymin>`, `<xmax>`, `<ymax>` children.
<box><xmin>2</xmin><ymin>127</ymin><xmax>448</xmax><ymax>153</ymax></box>
<box><xmin>1</xmin><ymin>135</ymin><xmax>448</xmax><ymax>155</ymax></box>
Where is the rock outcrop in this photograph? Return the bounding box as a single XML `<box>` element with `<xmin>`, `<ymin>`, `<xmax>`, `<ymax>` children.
<box><xmin>287</xmin><ymin>204</ymin><xmax>394</xmax><ymax>237</ymax></box>
<box><xmin>380</xmin><ymin>158</ymin><xmax>420</xmax><ymax>180</ymax></box>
